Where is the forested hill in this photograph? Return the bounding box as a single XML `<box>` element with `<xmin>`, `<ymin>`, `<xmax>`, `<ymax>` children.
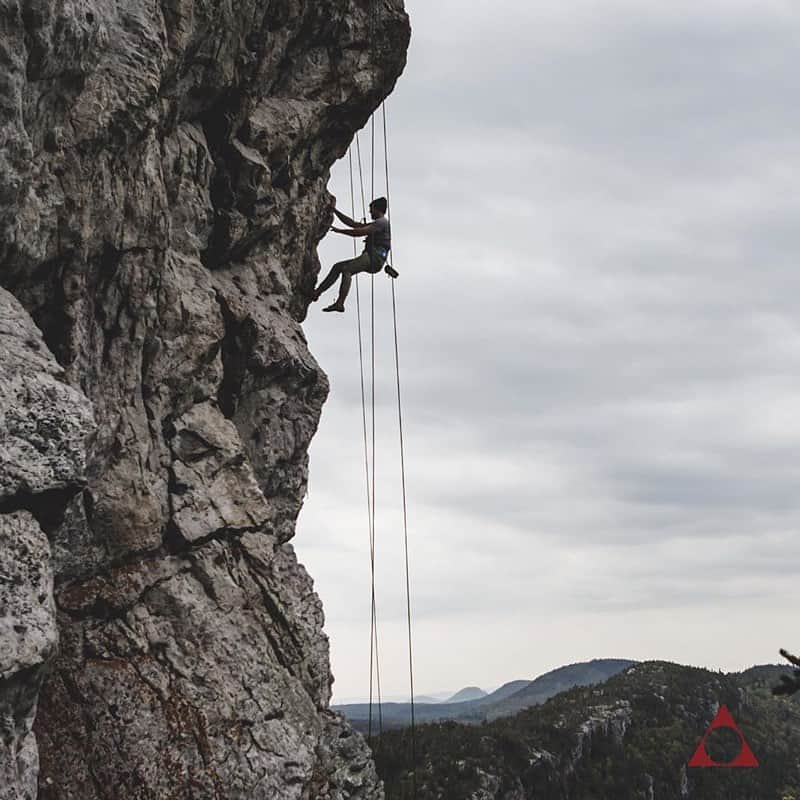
<box><xmin>336</xmin><ymin>658</ymin><xmax>635</xmax><ymax>731</ymax></box>
<box><xmin>375</xmin><ymin>661</ymin><xmax>800</xmax><ymax>799</ymax></box>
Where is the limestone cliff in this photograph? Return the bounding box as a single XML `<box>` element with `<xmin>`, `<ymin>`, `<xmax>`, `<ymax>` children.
<box><xmin>0</xmin><ymin>1</ymin><xmax>410</xmax><ymax>798</ymax></box>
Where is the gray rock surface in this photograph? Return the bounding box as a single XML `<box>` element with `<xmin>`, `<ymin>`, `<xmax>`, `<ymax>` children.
<box><xmin>0</xmin><ymin>288</ymin><xmax>95</xmax><ymax>800</ymax></box>
<box><xmin>0</xmin><ymin>289</ymin><xmax>94</xmax><ymax>508</ymax></box>
<box><xmin>0</xmin><ymin>511</ymin><xmax>56</xmax><ymax>800</ymax></box>
<box><xmin>0</xmin><ymin>0</ymin><xmax>409</xmax><ymax>797</ymax></box>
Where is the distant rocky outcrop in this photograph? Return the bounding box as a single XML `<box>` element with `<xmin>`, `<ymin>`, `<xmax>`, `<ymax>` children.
<box><xmin>0</xmin><ymin>2</ymin><xmax>410</xmax><ymax>798</ymax></box>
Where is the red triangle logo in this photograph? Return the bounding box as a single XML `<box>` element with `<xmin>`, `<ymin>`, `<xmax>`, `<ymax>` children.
<box><xmin>688</xmin><ymin>705</ymin><xmax>759</xmax><ymax>768</ymax></box>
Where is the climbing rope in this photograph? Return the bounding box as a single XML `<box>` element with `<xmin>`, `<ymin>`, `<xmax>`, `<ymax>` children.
<box><xmin>350</xmin><ymin>135</ymin><xmax>384</xmax><ymax>743</ymax></box>
<box><xmin>347</xmin><ymin>1</ymin><xmax>418</xmax><ymax>789</ymax></box>
<box><xmin>382</xmin><ymin>99</ymin><xmax>417</xmax><ymax>797</ymax></box>
<box><xmin>367</xmin><ymin>10</ymin><xmax>380</xmax><ymax>752</ymax></box>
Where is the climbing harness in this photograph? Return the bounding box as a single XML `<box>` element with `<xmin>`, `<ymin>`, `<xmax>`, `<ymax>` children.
<box><xmin>367</xmin><ymin>245</ymin><xmax>390</xmax><ymax>271</ymax></box>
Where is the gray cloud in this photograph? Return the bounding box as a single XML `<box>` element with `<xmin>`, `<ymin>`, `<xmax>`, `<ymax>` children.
<box><xmin>296</xmin><ymin>0</ymin><xmax>800</xmax><ymax>700</ymax></box>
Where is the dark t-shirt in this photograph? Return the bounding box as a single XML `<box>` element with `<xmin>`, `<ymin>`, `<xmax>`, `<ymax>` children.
<box><xmin>365</xmin><ymin>216</ymin><xmax>391</xmax><ymax>252</ymax></box>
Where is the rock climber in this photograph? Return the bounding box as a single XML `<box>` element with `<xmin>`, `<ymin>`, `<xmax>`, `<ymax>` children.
<box><xmin>312</xmin><ymin>196</ymin><xmax>394</xmax><ymax>313</ymax></box>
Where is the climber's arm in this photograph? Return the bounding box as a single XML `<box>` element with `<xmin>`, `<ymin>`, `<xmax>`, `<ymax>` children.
<box><xmin>332</xmin><ymin>222</ymin><xmax>377</xmax><ymax>236</ymax></box>
<box><xmin>332</xmin><ymin>207</ymin><xmax>361</xmax><ymax>228</ymax></box>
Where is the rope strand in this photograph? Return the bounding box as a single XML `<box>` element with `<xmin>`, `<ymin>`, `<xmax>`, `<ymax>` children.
<box><xmin>347</xmin><ymin>19</ymin><xmax>416</xmax><ymax>783</ymax></box>
<box><xmin>366</xmin><ymin>1</ymin><xmax>382</xmax><ymax>737</ymax></box>
<box><xmin>382</xmin><ymin>98</ymin><xmax>417</xmax><ymax>797</ymax></box>
<box><xmin>370</xmin><ymin>226</ymin><xmax>383</xmax><ymax>739</ymax></box>
<box><xmin>391</xmin><ymin>278</ymin><xmax>416</xmax><ymax>796</ymax></box>
<box><xmin>350</xmin><ymin>141</ymin><xmax>383</xmax><ymax>743</ymax></box>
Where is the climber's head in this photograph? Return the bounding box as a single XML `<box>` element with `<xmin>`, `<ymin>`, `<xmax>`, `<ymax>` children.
<box><xmin>369</xmin><ymin>197</ymin><xmax>387</xmax><ymax>219</ymax></box>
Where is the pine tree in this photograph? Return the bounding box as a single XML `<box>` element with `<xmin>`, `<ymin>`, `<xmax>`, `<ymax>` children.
<box><xmin>773</xmin><ymin>650</ymin><xmax>800</xmax><ymax>696</ymax></box>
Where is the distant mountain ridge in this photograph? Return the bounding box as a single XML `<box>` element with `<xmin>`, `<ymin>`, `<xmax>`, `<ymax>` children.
<box><xmin>483</xmin><ymin>658</ymin><xmax>636</xmax><ymax>720</ymax></box>
<box><xmin>333</xmin><ymin>658</ymin><xmax>636</xmax><ymax>731</ymax></box>
<box><xmin>445</xmin><ymin>686</ymin><xmax>488</xmax><ymax>703</ymax></box>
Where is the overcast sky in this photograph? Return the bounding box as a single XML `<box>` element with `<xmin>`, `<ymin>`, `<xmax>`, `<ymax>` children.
<box><xmin>295</xmin><ymin>0</ymin><xmax>800</xmax><ymax>703</ymax></box>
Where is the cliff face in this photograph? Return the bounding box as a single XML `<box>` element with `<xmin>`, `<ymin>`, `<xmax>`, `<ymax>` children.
<box><xmin>0</xmin><ymin>2</ymin><xmax>409</xmax><ymax>798</ymax></box>
<box><xmin>0</xmin><ymin>287</ymin><xmax>95</xmax><ymax>799</ymax></box>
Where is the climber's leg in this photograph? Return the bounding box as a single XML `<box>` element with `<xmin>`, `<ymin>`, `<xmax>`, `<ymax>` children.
<box><xmin>322</xmin><ymin>252</ymin><xmax>372</xmax><ymax>312</ymax></box>
<box><xmin>314</xmin><ymin>257</ymin><xmax>356</xmax><ymax>300</ymax></box>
